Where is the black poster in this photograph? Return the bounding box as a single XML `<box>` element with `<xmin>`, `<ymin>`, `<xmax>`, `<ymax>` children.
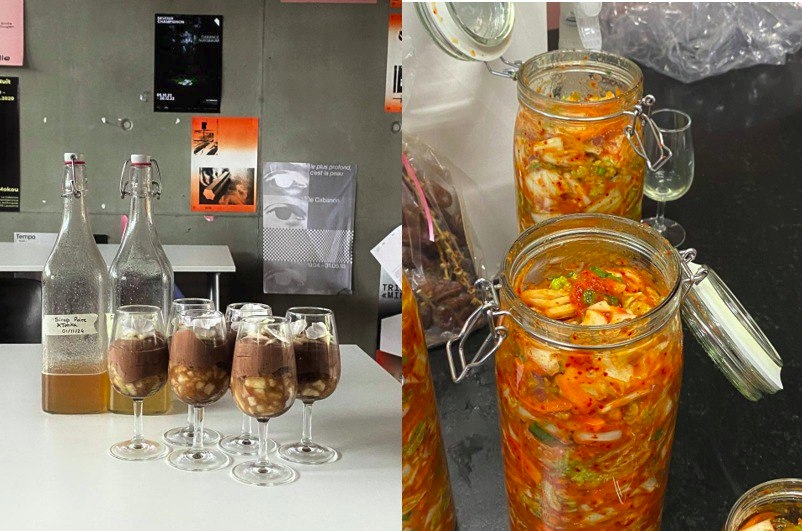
<box><xmin>154</xmin><ymin>14</ymin><xmax>223</xmax><ymax>113</ymax></box>
<box><xmin>0</xmin><ymin>77</ymin><xmax>20</xmax><ymax>212</ymax></box>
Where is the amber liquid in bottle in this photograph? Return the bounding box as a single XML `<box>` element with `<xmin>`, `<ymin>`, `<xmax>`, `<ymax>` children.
<box><xmin>109</xmin><ymin>386</ymin><xmax>171</xmax><ymax>415</ymax></box>
<box><xmin>42</xmin><ymin>372</ymin><xmax>110</xmax><ymax>414</ymax></box>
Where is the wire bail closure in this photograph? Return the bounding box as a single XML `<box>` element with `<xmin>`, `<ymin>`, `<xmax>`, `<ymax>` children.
<box><xmin>484</xmin><ymin>56</ymin><xmax>522</xmax><ymax>79</ymax></box>
<box><xmin>62</xmin><ymin>154</ymin><xmax>82</xmax><ymax>198</ymax></box>
<box><xmin>678</xmin><ymin>248</ymin><xmax>709</xmax><ymax>299</ymax></box>
<box><xmin>119</xmin><ymin>157</ymin><xmax>164</xmax><ymax>199</ymax></box>
<box><xmin>446</xmin><ymin>248</ymin><xmax>708</xmax><ymax>384</ymax></box>
<box><xmin>445</xmin><ymin>278</ymin><xmax>511</xmax><ymax>383</ymax></box>
<box><xmin>625</xmin><ymin>95</ymin><xmax>672</xmax><ymax>172</ymax></box>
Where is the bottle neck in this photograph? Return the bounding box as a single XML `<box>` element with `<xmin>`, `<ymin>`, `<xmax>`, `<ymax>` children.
<box><xmin>126</xmin><ymin>165</ymin><xmax>154</xmax><ymax>227</ymax></box>
<box><xmin>60</xmin><ymin>164</ymin><xmax>93</xmax><ymax>240</ymax></box>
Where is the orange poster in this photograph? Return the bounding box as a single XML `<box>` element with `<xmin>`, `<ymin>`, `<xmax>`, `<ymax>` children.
<box><xmin>385</xmin><ymin>13</ymin><xmax>401</xmax><ymax>113</ymax></box>
<box><xmin>190</xmin><ymin>116</ymin><xmax>259</xmax><ymax>213</ymax></box>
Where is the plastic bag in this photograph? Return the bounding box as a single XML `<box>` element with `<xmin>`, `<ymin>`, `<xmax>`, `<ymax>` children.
<box><xmin>402</xmin><ymin>135</ymin><xmax>481</xmax><ymax>348</ymax></box>
<box><xmin>600</xmin><ymin>3</ymin><xmax>802</xmax><ymax>83</ymax></box>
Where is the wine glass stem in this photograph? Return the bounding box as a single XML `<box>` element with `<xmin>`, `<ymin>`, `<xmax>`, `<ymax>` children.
<box><xmin>302</xmin><ymin>402</ymin><xmax>313</xmax><ymax>447</ymax></box>
<box><xmin>185</xmin><ymin>404</ymin><xmax>193</xmax><ymax>430</ymax></box>
<box><xmin>241</xmin><ymin>413</ymin><xmax>251</xmax><ymax>436</ymax></box>
<box><xmin>654</xmin><ymin>199</ymin><xmax>668</xmax><ymax>232</ymax></box>
<box><xmin>132</xmin><ymin>398</ymin><xmax>144</xmax><ymax>444</ymax></box>
<box><xmin>257</xmin><ymin>419</ymin><xmax>271</xmax><ymax>466</ymax></box>
<box><xmin>191</xmin><ymin>406</ymin><xmax>205</xmax><ymax>452</ymax></box>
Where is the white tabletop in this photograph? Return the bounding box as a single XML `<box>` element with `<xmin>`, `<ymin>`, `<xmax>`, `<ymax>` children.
<box><xmin>0</xmin><ymin>243</ymin><xmax>236</xmax><ymax>273</ymax></box>
<box><xmin>0</xmin><ymin>344</ymin><xmax>401</xmax><ymax>530</ymax></box>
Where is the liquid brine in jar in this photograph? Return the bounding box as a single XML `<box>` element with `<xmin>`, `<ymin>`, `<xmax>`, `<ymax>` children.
<box><xmin>513</xmin><ymin>50</ymin><xmax>648</xmax><ymax>231</ymax></box>
<box><xmin>402</xmin><ymin>276</ymin><xmax>456</xmax><ymax>531</ymax></box>
<box><xmin>494</xmin><ymin>215</ymin><xmax>685</xmax><ymax>530</ymax></box>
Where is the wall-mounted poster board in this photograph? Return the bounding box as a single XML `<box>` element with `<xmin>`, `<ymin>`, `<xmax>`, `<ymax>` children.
<box><xmin>155</xmin><ymin>14</ymin><xmax>223</xmax><ymax>113</ymax></box>
<box><xmin>0</xmin><ymin>76</ymin><xmax>20</xmax><ymax>212</ymax></box>
<box><xmin>190</xmin><ymin>116</ymin><xmax>259</xmax><ymax>213</ymax></box>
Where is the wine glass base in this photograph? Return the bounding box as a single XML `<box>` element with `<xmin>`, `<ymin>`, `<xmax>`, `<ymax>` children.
<box><xmin>110</xmin><ymin>439</ymin><xmax>168</xmax><ymax>461</ymax></box>
<box><xmin>167</xmin><ymin>447</ymin><xmax>231</xmax><ymax>472</ymax></box>
<box><xmin>219</xmin><ymin>434</ymin><xmax>276</xmax><ymax>456</ymax></box>
<box><xmin>278</xmin><ymin>441</ymin><xmax>339</xmax><ymax>465</ymax></box>
<box><xmin>642</xmin><ymin>217</ymin><xmax>686</xmax><ymax>247</ymax></box>
<box><xmin>232</xmin><ymin>460</ymin><xmax>298</xmax><ymax>487</ymax></box>
<box><xmin>163</xmin><ymin>426</ymin><xmax>222</xmax><ymax>447</ymax></box>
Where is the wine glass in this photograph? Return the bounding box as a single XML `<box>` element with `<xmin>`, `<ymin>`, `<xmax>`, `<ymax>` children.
<box><xmin>166</xmin><ymin>309</ymin><xmax>232</xmax><ymax>472</ymax></box>
<box><xmin>108</xmin><ymin>305</ymin><xmax>169</xmax><ymax>461</ymax></box>
<box><xmin>231</xmin><ymin>316</ymin><xmax>298</xmax><ymax>486</ymax></box>
<box><xmin>642</xmin><ymin>108</ymin><xmax>694</xmax><ymax>247</ymax></box>
<box><xmin>278</xmin><ymin>307</ymin><xmax>341</xmax><ymax>465</ymax></box>
<box><xmin>163</xmin><ymin>298</ymin><xmax>222</xmax><ymax>446</ymax></box>
<box><xmin>219</xmin><ymin>302</ymin><xmax>275</xmax><ymax>456</ymax></box>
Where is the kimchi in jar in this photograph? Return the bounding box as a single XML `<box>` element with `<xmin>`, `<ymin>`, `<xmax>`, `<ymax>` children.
<box><xmin>725</xmin><ymin>479</ymin><xmax>802</xmax><ymax>531</ymax></box>
<box><xmin>496</xmin><ymin>215</ymin><xmax>686</xmax><ymax>530</ymax></box>
<box><xmin>514</xmin><ymin>50</ymin><xmax>649</xmax><ymax>231</ymax></box>
<box><xmin>402</xmin><ymin>275</ymin><xmax>456</xmax><ymax>530</ymax></box>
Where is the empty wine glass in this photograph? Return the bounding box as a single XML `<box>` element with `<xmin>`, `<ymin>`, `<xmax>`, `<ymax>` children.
<box><xmin>278</xmin><ymin>307</ymin><xmax>341</xmax><ymax>465</ymax></box>
<box><xmin>220</xmin><ymin>302</ymin><xmax>275</xmax><ymax>456</ymax></box>
<box><xmin>167</xmin><ymin>309</ymin><xmax>232</xmax><ymax>472</ymax></box>
<box><xmin>231</xmin><ymin>316</ymin><xmax>298</xmax><ymax>486</ymax></box>
<box><xmin>642</xmin><ymin>109</ymin><xmax>694</xmax><ymax>247</ymax></box>
<box><xmin>108</xmin><ymin>305</ymin><xmax>169</xmax><ymax>461</ymax></box>
<box><xmin>163</xmin><ymin>297</ymin><xmax>222</xmax><ymax>446</ymax></box>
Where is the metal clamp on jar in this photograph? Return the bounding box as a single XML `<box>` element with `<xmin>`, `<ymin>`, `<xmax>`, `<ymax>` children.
<box><xmin>444</xmin><ymin>214</ymin><xmax>782</xmax><ymax>530</ymax></box>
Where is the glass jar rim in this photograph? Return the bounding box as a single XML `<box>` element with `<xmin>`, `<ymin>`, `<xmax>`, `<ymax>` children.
<box><xmin>517</xmin><ymin>49</ymin><xmax>644</xmax><ymax>120</ymax></box>
<box><xmin>724</xmin><ymin>478</ymin><xmax>802</xmax><ymax>530</ymax></box>
<box><xmin>499</xmin><ymin>214</ymin><xmax>682</xmax><ymax>350</ymax></box>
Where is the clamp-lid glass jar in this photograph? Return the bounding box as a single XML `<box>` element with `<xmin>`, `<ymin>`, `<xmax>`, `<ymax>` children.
<box><xmin>724</xmin><ymin>478</ymin><xmax>802</xmax><ymax>530</ymax></box>
<box><xmin>402</xmin><ymin>276</ymin><xmax>456</xmax><ymax>530</ymax></box>
<box><xmin>514</xmin><ymin>50</ymin><xmax>664</xmax><ymax>231</ymax></box>
<box><xmin>446</xmin><ymin>214</ymin><xmax>781</xmax><ymax>529</ymax></box>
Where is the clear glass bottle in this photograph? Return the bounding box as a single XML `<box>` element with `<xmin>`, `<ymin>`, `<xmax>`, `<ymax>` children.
<box><xmin>109</xmin><ymin>154</ymin><xmax>173</xmax><ymax>414</ymax></box>
<box><xmin>42</xmin><ymin>153</ymin><xmax>110</xmax><ymax>414</ymax></box>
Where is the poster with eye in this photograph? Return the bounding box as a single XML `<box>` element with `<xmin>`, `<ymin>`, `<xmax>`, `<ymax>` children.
<box><xmin>154</xmin><ymin>14</ymin><xmax>222</xmax><ymax>113</ymax></box>
<box><xmin>262</xmin><ymin>162</ymin><xmax>357</xmax><ymax>295</ymax></box>
<box><xmin>190</xmin><ymin>116</ymin><xmax>258</xmax><ymax>213</ymax></box>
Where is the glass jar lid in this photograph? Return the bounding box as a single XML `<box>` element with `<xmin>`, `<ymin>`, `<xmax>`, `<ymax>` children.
<box><xmin>414</xmin><ymin>2</ymin><xmax>515</xmax><ymax>61</ymax></box>
<box><xmin>682</xmin><ymin>262</ymin><xmax>783</xmax><ymax>401</ymax></box>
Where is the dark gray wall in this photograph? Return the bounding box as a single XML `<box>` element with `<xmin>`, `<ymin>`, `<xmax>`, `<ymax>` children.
<box><xmin>0</xmin><ymin>0</ymin><xmax>400</xmax><ymax>353</ymax></box>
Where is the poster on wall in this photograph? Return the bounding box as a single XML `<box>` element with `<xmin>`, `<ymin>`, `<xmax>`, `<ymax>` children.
<box><xmin>385</xmin><ymin>13</ymin><xmax>401</xmax><ymax>113</ymax></box>
<box><xmin>0</xmin><ymin>77</ymin><xmax>20</xmax><ymax>212</ymax></box>
<box><xmin>262</xmin><ymin>162</ymin><xmax>357</xmax><ymax>295</ymax></box>
<box><xmin>154</xmin><ymin>14</ymin><xmax>223</xmax><ymax>113</ymax></box>
<box><xmin>190</xmin><ymin>116</ymin><xmax>258</xmax><ymax>213</ymax></box>
<box><xmin>0</xmin><ymin>0</ymin><xmax>24</xmax><ymax>66</ymax></box>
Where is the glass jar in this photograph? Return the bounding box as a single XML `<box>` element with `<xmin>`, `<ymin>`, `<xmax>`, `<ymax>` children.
<box><xmin>724</xmin><ymin>479</ymin><xmax>802</xmax><ymax>530</ymax></box>
<box><xmin>500</xmin><ymin>215</ymin><xmax>685</xmax><ymax>529</ymax></box>
<box><xmin>402</xmin><ymin>275</ymin><xmax>456</xmax><ymax>531</ymax></box>
<box><xmin>514</xmin><ymin>50</ymin><xmax>658</xmax><ymax>231</ymax></box>
<box><xmin>445</xmin><ymin>214</ymin><xmax>782</xmax><ymax>529</ymax></box>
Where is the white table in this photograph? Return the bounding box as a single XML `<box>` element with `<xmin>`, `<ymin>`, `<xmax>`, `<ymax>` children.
<box><xmin>0</xmin><ymin>243</ymin><xmax>236</xmax><ymax>308</ymax></box>
<box><xmin>0</xmin><ymin>344</ymin><xmax>401</xmax><ymax>530</ymax></box>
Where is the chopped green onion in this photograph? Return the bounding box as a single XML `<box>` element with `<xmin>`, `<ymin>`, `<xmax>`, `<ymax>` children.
<box><xmin>605</xmin><ymin>295</ymin><xmax>620</xmax><ymax>306</ymax></box>
<box><xmin>582</xmin><ymin>290</ymin><xmax>596</xmax><ymax>305</ymax></box>
<box><xmin>529</xmin><ymin>422</ymin><xmax>561</xmax><ymax>446</ymax></box>
<box><xmin>550</xmin><ymin>276</ymin><xmax>569</xmax><ymax>291</ymax></box>
<box><xmin>590</xmin><ymin>266</ymin><xmax>623</xmax><ymax>283</ymax></box>
<box><xmin>596</xmin><ymin>166</ymin><xmax>606</xmax><ymax>176</ymax></box>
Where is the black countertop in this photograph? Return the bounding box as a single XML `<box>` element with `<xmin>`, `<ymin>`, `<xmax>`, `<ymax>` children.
<box><xmin>428</xmin><ymin>49</ymin><xmax>802</xmax><ymax>530</ymax></box>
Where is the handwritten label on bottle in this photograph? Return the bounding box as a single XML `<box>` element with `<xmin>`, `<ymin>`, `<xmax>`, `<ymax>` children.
<box><xmin>43</xmin><ymin>314</ymin><xmax>99</xmax><ymax>336</ymax></box>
